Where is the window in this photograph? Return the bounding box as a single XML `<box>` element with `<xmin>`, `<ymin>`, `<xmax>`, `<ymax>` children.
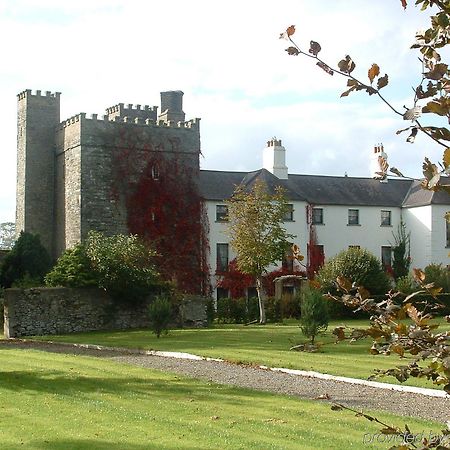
<box><xmin>447</xmin><ymin>217</ymin><xmax>450</xmax><ymax>247</ymax></box>
<box><xmin>381</xmin><ymin>246</ymin><xmax>392</xmax><ymax>268</ymax></box>
<box><xmin>381</xmin><ymin>210</ymin><xmax>392</xmax><ymax>226</ymax></box>
<box><xmin>151</xmin><ymin>164</ymin><xmax>160</xmax><ymax>180</ymax></box>
<box><xmin>348</xmin><ymin>209</ymin><xmax>359</xmax><ymax>225</ymax></box>
<box><xmin>216</xmin><ymin>287</ymin><xmax>229</xmax><ymax>301</ymax></box>
<box><xmin>312</xmin><ymin>208</ymin><xmax>323</xmax><ymax>225</ymax></box>
<box><xmin>349</xmin><ymin>245</ymin><xmax>360</xmax><ymax>249</ymax></box>
<box><xmin>216</xmin><ymin>205</ymin><xmax>228</xmax><ymax>222</ymax></box>
<box><xmin>282</xmin><ymin>244</ymin><xmax>294</xmax><ymax>272</ymax></box>
<box><xmin>216</xmin><ymin>243</ymin><xmax>229</xmax><ymax>272</ymax></box>
<box><xmin>283</xmin><ymin>204</ymin><xmax>294</xmax><ymax>221</ymax></box>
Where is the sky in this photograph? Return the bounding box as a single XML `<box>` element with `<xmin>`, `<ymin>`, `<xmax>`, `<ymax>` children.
<box><xmin>0</xmin><ymin>0</ymin><xmax>446</xmax><ymax>223</ymax></box>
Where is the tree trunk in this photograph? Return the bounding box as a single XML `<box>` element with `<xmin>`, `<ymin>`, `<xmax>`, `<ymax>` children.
<box><xmin>256</xmin><ymin>276</ymin><xmax>266</xmax><ymax>324</ymax></box>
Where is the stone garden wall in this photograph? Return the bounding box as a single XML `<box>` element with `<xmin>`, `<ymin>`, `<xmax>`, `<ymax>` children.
<box><xmin>4</xmin><ymin>287</ymin><xmax>207</xmax><ymax>338</ymax></box>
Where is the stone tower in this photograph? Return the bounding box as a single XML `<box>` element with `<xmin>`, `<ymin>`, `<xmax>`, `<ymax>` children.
<box><xmin>16</xmin><ymin>90</ymin><xmax>60</xmax><ymax>256</ymax></box>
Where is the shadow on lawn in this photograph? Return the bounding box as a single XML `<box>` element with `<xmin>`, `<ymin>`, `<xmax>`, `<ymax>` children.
<box><xmin>21</xmin><ymin>439</ymin><xmax>177</xmax><ymax>450</ymax></box>
<box><xmin>0</xmin><ymin>367</ymin><xmax>267</xmax><ymax>407</ymax></box>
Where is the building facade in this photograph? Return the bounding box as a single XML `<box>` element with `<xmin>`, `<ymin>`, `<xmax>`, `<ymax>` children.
<box><xmin>16</xmin><ymin>90</ymin><xmax>450</xmax><ymax>299</ymax></box>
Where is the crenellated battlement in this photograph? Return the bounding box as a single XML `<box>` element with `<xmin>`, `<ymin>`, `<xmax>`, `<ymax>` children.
<box><xmin>17</xmin><ymin>89</ymin><xmax>61</xmax><ymax>101</ymax></box>
<box><xmin>57</xmin><ymin>112</ymin><xmax>200</xmax><ymax>131</ymax></box>
<box><xmin>105</xmin><ymin>103</ymin><xmax>158</xmax><ymax>114</ymax></box>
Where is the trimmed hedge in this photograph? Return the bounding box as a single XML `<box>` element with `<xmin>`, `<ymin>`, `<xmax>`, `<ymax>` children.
<box><xmin>216</xmin><ymin>295</ymin><xmax>301</xmax><ymax>324</ymax></box>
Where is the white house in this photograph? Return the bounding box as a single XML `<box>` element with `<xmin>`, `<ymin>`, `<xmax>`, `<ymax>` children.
<box><xmin>198</xmin><ymin>138</ymin><xmax>450</xmax><ymax>300</ymax></box>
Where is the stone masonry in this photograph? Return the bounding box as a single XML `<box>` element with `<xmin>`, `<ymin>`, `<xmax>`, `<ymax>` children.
<box><xmin>16</xmin><ymin>90</ymin><xmax>201</xmax><ymax>259</ymax></box>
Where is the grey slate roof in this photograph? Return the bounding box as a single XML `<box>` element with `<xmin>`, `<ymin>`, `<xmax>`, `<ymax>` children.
<box><xmin>199</xmin><ymin>169</ymin><xmax>450</xmax><ymax>207</ymax></box>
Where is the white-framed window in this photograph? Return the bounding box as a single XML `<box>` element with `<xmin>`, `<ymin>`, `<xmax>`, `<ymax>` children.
<box><xmin>381</xmin><ymin>246</ymin><xmax>392</xmax><ymax>268</ymax></box>
<box><xmin>312</xmin><ymin>207</ymin><xmax>323</xmax><ymax>225</ymax></box>
<box><xmin>381</xmin><ymin>210</ymin><xmax>391</xmax><ymax>226</ymax></box>
<box><xmin>348</xmin><ymin>209</ymin><xmax>359</xmax><ymax>225</ymax></box>
<box><xmin>283</xmin><ymin>204</ymin><xmax>294</xmax><ymax>221</ymax></box>
<box><xmin>216</xmin><ymin>205</ymin><xmax>228</xmax><ymax>222</ymax></box>
<box><xmin>216</xmin><ymin>243</ymin><xmax>229</xmax><ymax>272</ymax></box>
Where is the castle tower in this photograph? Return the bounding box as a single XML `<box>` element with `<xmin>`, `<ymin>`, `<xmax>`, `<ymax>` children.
<box><xmin>263</xmin><ymin>137</ymin><xmax>288</xmax><ymax>179</ymax></box>
<box><xmin>16</xmin><ymin>89</ymin><xmax>60</xmax><ymax>256</ymax></box>
<box><xmin>158</xmin><ymin>90</ymin><xmax>185</xmax><ymax>123</ymax></box>
<box><xmin>370</xmin><ymin>143</ymin><xmax>388</xmax><ymax>179</ymax></box>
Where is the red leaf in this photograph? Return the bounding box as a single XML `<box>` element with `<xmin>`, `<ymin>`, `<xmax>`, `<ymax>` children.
<box><xmin>286</xmin><ymin>25</ymin><xmax>295</xmax><ymax>37</ymax></box>
<box><xmin>400</xmin><ymin>0</ymin><xmax>407</xmax><ymax>9</ymax></box>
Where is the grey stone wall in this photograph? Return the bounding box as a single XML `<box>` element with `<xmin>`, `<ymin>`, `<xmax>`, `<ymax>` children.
<box><xmin>4</xmin><ymin>288</ymin><xmax>208</xmax><ymax>338</ymax></box>
<box><xmin>16</xmin><ymin>90</ymin><xmax>60</xmax><ymax>257</ymax></box>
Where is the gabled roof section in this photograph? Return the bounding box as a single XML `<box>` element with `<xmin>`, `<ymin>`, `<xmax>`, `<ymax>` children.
<box><xmin>402</xmin><ymin>179</ymin><xmax>450</xmax><ymax>207</ymax></box>
<box><xmin>199</xmin><ymin>169</ymin><xmax>450</xmax><ymax>207</ymax></box>
<box><xmin>286</xmin><ymin>174</ymin><xmax>413</xmax><ymax>207</ymax></box>
<box><xmin>240</xmin><ymin>169</ymin><xmax>306</xmax><ymax>201</ymax></box>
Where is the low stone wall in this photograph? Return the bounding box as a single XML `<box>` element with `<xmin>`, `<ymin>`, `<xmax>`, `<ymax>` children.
<box><xmin>4</xmin><ymin>288</ymin><xmax>208</xmax><ymax>338</ymax></box>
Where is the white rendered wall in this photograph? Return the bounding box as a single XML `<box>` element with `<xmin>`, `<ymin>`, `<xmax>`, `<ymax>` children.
<box><xmin>402</xmin><ymin>206</ymin><xmax>432</xmax><ymax>269</ymax></box>
<box><xmin>312</xmin><ymin>205</ymin><xmax>402</xmax><ymax>262</ymax></box>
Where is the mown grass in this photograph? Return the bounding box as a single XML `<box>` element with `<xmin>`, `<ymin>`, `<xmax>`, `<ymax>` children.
<box><xmin>32</xmin><ymin>319</ymin><xmax>450</xmax><ymax>390</ymax></box>
<box><xmin>0</xmin><ymin>348</ymin><xmax>443</xmax><ymax>450</ymax></box>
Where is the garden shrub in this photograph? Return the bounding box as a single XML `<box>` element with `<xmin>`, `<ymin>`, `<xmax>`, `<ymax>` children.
<box><xmin>424</xmin><ymin>263</ymin><xmax>449</xmax><ymax>293</ymax></box>
<box><xmin>148</xmin><ymin>295</ymin><xmax>172</xmax><ymax>338</ymax></box>
<box><xmin>85</xmin><ymin>231</ymin><xmax>160</xmax><ymax>304</ymax></box>
<box><xmin>300</xmin><ymin>286</ymin><xmax>329</xmax><ymax>344</ymax></box>
<box><xmin>395</xmin><ymin>274</ymin><xmax>418</xmax><ymax>295</ymax></box>
<box><xmin>0</xmin><ymin>231</ymin><xmax>51</xmax><ymax>288</ymax></box>
<box><xmin>317</xmin><ymin>247</ymin><xmax>390</xmax><ymax>296</ymax></box>
<box><xmin>45</xmin><ymin>244</ymin><xmax>98</xmax><ymax>288</ymax></box>
<box><xmin>11</xmin><ymin>273</ymin><xmax>43</xmax><ymax>288</ymax></box>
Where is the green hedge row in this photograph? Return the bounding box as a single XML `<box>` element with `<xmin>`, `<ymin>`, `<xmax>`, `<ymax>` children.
<box><xmin>216</xmin><ymin>296</ymin><xmax>301</xmax><ymax>324</ymax></box>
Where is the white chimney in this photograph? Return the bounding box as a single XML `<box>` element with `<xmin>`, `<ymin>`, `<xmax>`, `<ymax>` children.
<box><xmin>370</xmin><ymin>143</ymin><xmax>388</xmax><ymax>179</ymax></box>
<box><xmin>263</xmin><ymin>137</ymin><xmax>288</xmax><ymax>179</ymax></box>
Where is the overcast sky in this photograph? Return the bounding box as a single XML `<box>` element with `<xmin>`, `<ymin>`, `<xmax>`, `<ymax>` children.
<box><xmin>0</xmin><ymin>0</ymin><xmax>445</xmax><ymax>223</ymax></box>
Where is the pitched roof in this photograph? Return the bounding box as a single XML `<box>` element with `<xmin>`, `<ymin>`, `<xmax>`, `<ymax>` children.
<box><xmin>199</xmin><ymin>169</ymin><xmax>450</xmax><ymax>207</ymax></box>
<box><xmin>402</xmin><ymin>179</ymin><xmax>450</xmax><ymax>208</ymax></box>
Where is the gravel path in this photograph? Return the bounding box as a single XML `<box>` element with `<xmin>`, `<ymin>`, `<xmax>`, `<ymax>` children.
<box><xmin>2</xmin><ymin>339</ymin><xmax>449</xmax><ymax>424</ymax></box>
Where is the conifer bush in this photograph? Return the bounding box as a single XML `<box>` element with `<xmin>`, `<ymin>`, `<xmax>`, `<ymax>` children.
<box><xmin>148</xmin><ymin>295</ymin><xmax>172</xmax><ymax>338</ymax></box>
<box><xmin>299</xmin><ymin>286</ymin><xmax>329</xmax><ymax>345</ymax></box>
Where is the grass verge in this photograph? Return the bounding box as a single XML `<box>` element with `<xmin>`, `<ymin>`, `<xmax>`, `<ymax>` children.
<box><xmin>0</xmin><ymin>348</ymin><xmax>443</xmax><ymax>450</ymax></box>
<box><xmin>31</xmin><ymin>319</ymin><xmax>450</xmax><ymax>390</ymax></box>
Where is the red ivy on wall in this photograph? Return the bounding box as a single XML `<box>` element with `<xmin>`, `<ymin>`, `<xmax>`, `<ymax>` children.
<box><xmin>217</xmin><ymin>259</ymin><xmax>305</xmax><ymax>299</ymax></box>
<box><xmin>111</xmin><ymin>127</ymin><xmax>210</xmax><ymax>295</ymax></box>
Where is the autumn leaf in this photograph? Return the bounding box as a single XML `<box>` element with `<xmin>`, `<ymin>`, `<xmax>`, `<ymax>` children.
<box><xmin>338</xmin><ymin>55</ymin><xmax>355</xmax><ymax>74</ymax></box>
<box><xmin>377</xmin><ymin>74</ymin><xmax>389</xmax><ymax>90</ymax></box>
<box><xmin>309</xmin><ymin>40</ymin><xmax>321</xmax><ymax>56</ymax></box>
<box><xmin>424</xmin><ymin>63</ymin><xmax>448</xmax><ymax>80</ymax></box>
<box><xmin>444</xmin><ymin>148</ymin><xmax>450</xmax><ymax>169</ymax></box>
<box><xmin>286</xmin><ymin>47</ymin><xmax>300</xmax><ymax>56</ymax></box>
<box><xmin>336</xmin><ymin>276</ymin><xmax>352</xmax><ymax>292</ymax></box>
<box><xmin>413</xmin><ymin>268</ymin><xmax>426</xmax><ymax>283</ymax></box>
<box><xmin>406</xmin><ymin>127</ymin><xmax>418</xmax><ymax>143</ymax></box>
<box><xmin>368</xmin><ymin>63</ymin><xmax>380</xmax><ymax>84</ymax></box>
<box><xmin>286</xmin><ymin>25</ymin><xmax>295</xmax><ymax>37</ymax></box>
<box><xmin>400</xmin><ymin>0</ymin><xmax>407</xmax><ymax>9</ymax></box>
<box><xmin>403</xmin><ymin>106</ymin><xmax>422</xmax><ymax>121</ymax></box>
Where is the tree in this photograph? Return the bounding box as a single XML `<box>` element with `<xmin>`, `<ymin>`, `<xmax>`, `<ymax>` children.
<box><xmin>85</xmin><ymin>231</ymin><xmax>160</xmax><ymax>303</ymax></box>
<box><xmin>0</xmin><ymin>231</ymin><xmax>51</xmax><ymax>288</ymax></box>
<box><xmin>391</xmin><ymin>221</ymin><xmax>411</xmax><ymax>279</ymax></box>
<box><xmin>0</xmin><ymin>222</ymin><xmax>15</xmax><ymax>250</ymax></box>
<box><xmin>299</xmin><ymin>286</ymin><xmax>329</xmax><ymax>345</ymax></box>
<box><xmin>226</xmin><ymin>179</ymin><xmax>295</xmax><ymax>324</ymax></box>
<box><xmin>280</xmin><ymin>1</ymin><xmax>450</xmax><ymax>194</ymax></box>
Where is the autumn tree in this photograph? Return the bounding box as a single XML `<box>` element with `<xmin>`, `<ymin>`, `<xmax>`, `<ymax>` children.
<box><xmin>226</xmin><ymin>179</ymin><xmax>295</xmax><ymax>324</ymax></box>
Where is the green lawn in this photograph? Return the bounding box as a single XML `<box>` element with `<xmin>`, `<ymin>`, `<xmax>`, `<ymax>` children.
<box><xmin>0</xmin><ymin>348</ymin><xmax>443</xmax><ymax>450</ymax></box>
<box><xmin>31</xmin><ymin>319</ymin><xmax>450</xmax><ymax>390</ymax></box>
